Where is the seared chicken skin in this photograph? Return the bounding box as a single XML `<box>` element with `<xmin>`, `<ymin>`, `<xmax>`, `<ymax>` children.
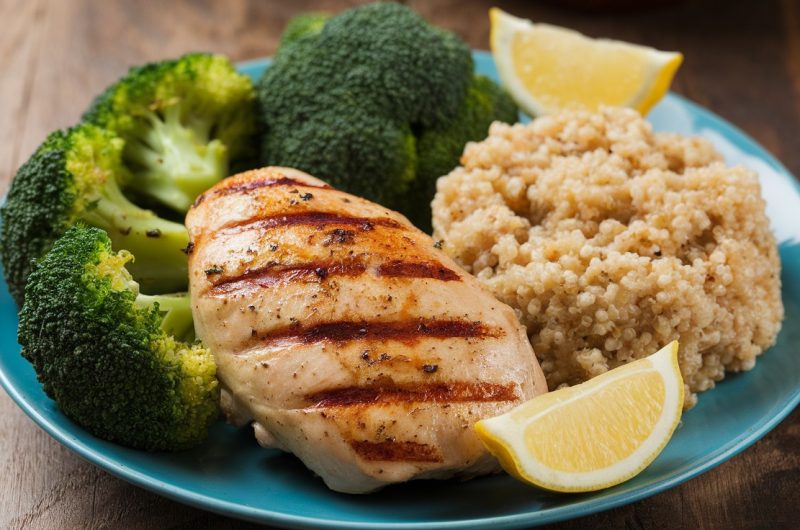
<box><xmin>187</xmin><ymin>167</ymin><xmax>546</xmax><ymax>493</ymax></box>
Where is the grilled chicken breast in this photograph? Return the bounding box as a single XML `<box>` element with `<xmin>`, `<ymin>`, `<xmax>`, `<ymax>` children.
<box><xmin>187</xmin><ymin>167</ymin><xmax>547</xmax><ymax>493</ymax></box>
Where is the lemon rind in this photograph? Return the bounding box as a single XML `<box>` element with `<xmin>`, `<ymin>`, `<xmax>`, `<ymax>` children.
<box><xmin>634</xmin><ymin>52</ymin><xmax>684</xmax><ymax>114</ymax></box>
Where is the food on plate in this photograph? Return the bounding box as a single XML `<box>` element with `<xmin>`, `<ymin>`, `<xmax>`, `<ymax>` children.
<box><xmin>186</xmin><ymin>167</ymin><xmax>547</xmax><ymax>493</ymax></box>
<box><xmin>83</xmin><ymin>53</ymin><xmax>258</xmax><ymax>214</ymax></box>
<box><xmin>0</xmin><ymin>124</ymin><xmax>190</xmax><ymax>306</ymax></box>
<box><xmin>490</xmin><ymin>8</ymin><xmax>682</xmax><ymax>116</ymax></box>
<box><xmin>256</xmin><ymin>2</ymin><xmax>517</xmax><ymax>231</ymax></box>
<box><xmin>18</xmin><ymin>226</ymin><xmax>218</xmax><ymax>451</ymax></box>
<box><xmin>432</xmin><ymin>107</ymin><xmax>783</xmax><ymax>407</ymax></box>
<box><xmin>0</xmin><ymin>1</ymin><xmax>786</xmax><ymax>502</ymax></box>
<box><xmin>476</xmin><ymin>341</ymin><xmax>683</xmax><ymax>492</ymax></box>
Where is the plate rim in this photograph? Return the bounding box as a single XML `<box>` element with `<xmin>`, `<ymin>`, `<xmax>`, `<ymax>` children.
<box><xmin>1</xmin><ymin>51</ymin><xmax>799</xmax><ymax>530</ymax></box>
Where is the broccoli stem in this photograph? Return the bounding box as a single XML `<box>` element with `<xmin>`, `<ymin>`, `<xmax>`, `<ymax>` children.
<box><xmin>137</xmin><ymin>292</ymin><xmax>195</xmax><ymax>342</ymax></box>
<box><xmin>79</xmin><ymin>174</ymin><xmax>189</xmax><ymax>294</ymax></box>
<box><xmin>123</xmin><ymin>104</ymin><xmax>228</xmax><ymax>213</ymax></box>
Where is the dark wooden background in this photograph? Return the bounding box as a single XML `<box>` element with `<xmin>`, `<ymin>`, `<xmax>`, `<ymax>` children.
<box><xmin>1</xmin><ymin>0</ymin><xmax>798</xmax><ymax>528</ymax></box>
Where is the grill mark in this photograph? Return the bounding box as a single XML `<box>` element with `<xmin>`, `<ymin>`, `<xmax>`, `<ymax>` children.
<box><xmin>193</xmin><ymin>176</ymin><xmax>329</xmax><ymax>207</ymax></box>
<box><xmin>378</xmin><ymin>260</ymin><xmax>460</xmax><ymax>281</ymax></box>
<box><xmin>221</xmin><ymin>211</ymin><xmax>403</xmax><ymax>235</ymax></box>
<box><xmin>257</xmin><ymin>319</ymin><xmax>499</xmax><ymax>347</ymax></box>
<box><xmin>219</xmin><ymin>176</ymin><xmax>330</xmax><ymax>196</ymax></box>
<box><xmin>208</xmin><ymin>259</ymin><xmax>368</xmax><ymax>295</ymax></box>
<box><xmin>308</xmin><ymin>381</ymin><xmax>518</xmax><ymax>408</ymax></box>
<box><xmin>350</xmin><ymin>440</ymin><xmax>443</xmax><ymax>463</ymax></box>
<box><xmin>209</xmin><ymin>257</ymin><xmax>461</xmax><ymax>295</ymax></box>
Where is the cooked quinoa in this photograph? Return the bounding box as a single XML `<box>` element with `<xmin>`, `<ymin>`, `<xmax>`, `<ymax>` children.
<box><xmin>432</xmin><ymin>107</ymin><xmax>783</xmax><ymax>407</ymax></box>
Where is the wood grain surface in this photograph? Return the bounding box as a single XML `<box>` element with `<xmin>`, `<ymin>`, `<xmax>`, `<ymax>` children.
<box><xmin>1</xmin><ymin>0</ymin><xmax>798</xmax><ymax>528</ymax></box>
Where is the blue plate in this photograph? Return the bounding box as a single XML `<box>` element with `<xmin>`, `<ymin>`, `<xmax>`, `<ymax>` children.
<box><xmin>1</xmin><ymin>51</ymin><xmax>799</xmax><ymax>529</ymax></box>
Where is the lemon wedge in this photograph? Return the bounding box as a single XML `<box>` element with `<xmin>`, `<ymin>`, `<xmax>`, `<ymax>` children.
<box><xmin>489</xmin><ymin>8</ymin><xmax>683</xmax><ymax>116</ymax></box>
<box><xmin>475</xmin><ymin>341</ymin><xmax>684</xmax><ymax>492</ymax></box>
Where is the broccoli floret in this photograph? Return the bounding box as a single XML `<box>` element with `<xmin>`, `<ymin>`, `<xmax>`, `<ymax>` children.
<box><xmin>19</xmin><ymin>226</ymin><xmax>218</xmax><ymax>451</ymax></box>
<box><xmin>257</xmin><ymin>3</ymin><xmax>472</xmax><ymax>210</ymax></box>
<box><xmin>262</xmin><ymin>104</ymin><xmax>417</xmax><ymax>205</ymax></box>
<box><xmin>409</xmin><ymin>75</ymin><xmax>518</xmax><ymax>230</ymax></box>
<box><xmin>0</xmin><ymin>124</ymin><xmax>189</xmax><ymax>305</ymax></box>
<box><xmin>417</xmin><ymin>75</ymin><xmax>518</xmax><ymax>182</ymax></box>
<box><xmin>278</xmin><ymin>12</ymin><xmax>330</xmax><ymax>49</ymax></box>
<box><xmin>257</xmin><ymin>3</ymin><xmax>517</xmax><ymax>231</ymax></box>
<box><xmin>307</xmin><ymin>4</ymin><xmax>474</xmax><ymax>128</ymax></box>
<box><xmin>84</xmin><ymin>53</ymin><xmax>258</xmax><ymax>214</ymax></box>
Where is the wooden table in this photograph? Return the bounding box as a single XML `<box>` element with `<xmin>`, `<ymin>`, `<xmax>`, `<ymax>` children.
<box><xmin>1</xmin><ymin>0</ymin><xmax>798</xmax><ymax>528</ymax></box>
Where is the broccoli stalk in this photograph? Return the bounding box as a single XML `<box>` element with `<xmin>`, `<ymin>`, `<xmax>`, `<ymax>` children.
<box><xmin>0</xmin><ymin>124</ymin><xmax>189</xmax><ymax>305</ymax></box>
<box><xmin>121</xmin><ymin>104</ymin><xmax>228</xmax><ymax>213</ymax></box>
<box><xmin>76</xmin><ymin>151</ymin><xmax>190</xmax><ymax>292</ymax></box>
<box><xmin>136</xmin><ymin>291</ymin><xmax>195</xmax><ymax>343</ymax></box>
<box><xmin>84</xmin><ymin>53</ymin><xmax>258</xmax><ymax>214</ymax></box>
<box><xmin>19</xmin><ymin>226</ymin><xmax>218</xmax><ymax>451</ymax></box>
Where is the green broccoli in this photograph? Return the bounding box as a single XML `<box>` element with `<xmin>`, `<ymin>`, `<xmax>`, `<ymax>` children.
<box><xmin>84</xmin><ymin>53</ymin><xmax>258</xmax><ymax>214</ymax></box>
<box><xmin>278</xmin><ymin>12</ymin><xmax>330</xmax><ymax>49</ymax></box>
<box><xmin>257</xmin><ymin>2</ymin><xmax>517</xmax><ymax>230</ymax></box>
<box><xmin>257</xmin><ymin>3</ymin><xmax>471</xmax><ymax>204</ymax></box>
<box><xmin>19</xmin><ymin>226</ymin><xmax>218</xmax><ymax>451</ymax></box>
<box><xmin>261</xmin><ymin>103</ymin><xmax>418</xmax><ymax>204</ymax></box>
<box><xmin>409</xmin><ymin>74</ymin><xmax>519</xmax><ymax>230</ymax></box>
<box><xmin>309</xmin><ymin>4</ymin><xmax>474</xmax><ymax>128</ymax></box>
<box><xmin>0</xmin><ymin>124</ymin><xmax>189</xmax><ymax>305</ymax></box>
